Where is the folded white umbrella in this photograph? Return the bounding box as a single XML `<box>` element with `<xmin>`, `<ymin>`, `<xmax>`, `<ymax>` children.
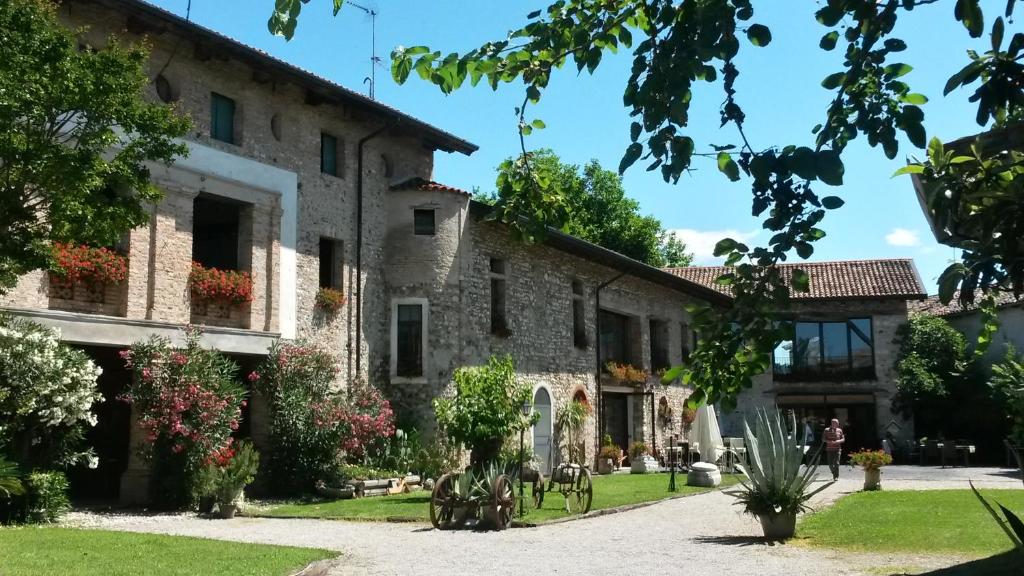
<box><xmin>688</xmin><ymin>404</ymin><xmax>724</xmax><ymax>463</ymax></box>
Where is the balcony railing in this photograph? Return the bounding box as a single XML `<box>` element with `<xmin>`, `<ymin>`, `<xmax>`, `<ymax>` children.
<box><xmin>772</xmin><ymin>354</ymin><xmax>876</xmax><ymax>382</ymax></box>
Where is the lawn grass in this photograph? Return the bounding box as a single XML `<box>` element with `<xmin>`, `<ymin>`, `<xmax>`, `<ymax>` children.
<box><xmin>797</xmin><ymin>489</ymin><xmax>1024</xmax><ymax>557</ymax></box>
<box><xmin>0</xmin><ymin>526</ymin><xmax>334</xmax><ymax>576</ymax></box>
<box><xmin>260</xmin><ymin>472</ymin><xmax>738</xmax><ymax>524</ymax></box>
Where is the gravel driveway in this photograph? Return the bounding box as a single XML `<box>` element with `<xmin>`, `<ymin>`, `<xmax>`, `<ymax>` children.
<box><xmin>65</xmin><ymin>466</ymin><xmax>1020</xmax><ymax>576</ymax></box>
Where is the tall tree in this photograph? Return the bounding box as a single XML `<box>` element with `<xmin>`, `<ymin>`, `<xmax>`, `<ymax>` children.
<box><xmin>273</xmin><ymin>0</ymin><xmax>1022</xmax><ymax>407</ymax></box>
<box><xmin>490</xmin><ymin>150</ymin><xmax>692</xmax><ymax>267</ymax></box>
<box><xmin>0</xmin><ymin>0</ymin><xmax>189</xmax><ymax>292</ymax></box>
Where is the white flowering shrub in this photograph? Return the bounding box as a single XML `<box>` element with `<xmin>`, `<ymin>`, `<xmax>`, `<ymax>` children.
<box><xmin>0</xmin><ymin>314</ymin><xmax>103</xmax><ymax>469</ymax></box>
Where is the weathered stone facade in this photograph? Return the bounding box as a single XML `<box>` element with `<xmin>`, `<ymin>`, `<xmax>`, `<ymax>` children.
<box><xmin>380</xmin><ymin>188</ymin><xmax>713</xmax><ymax>470</ymax></box>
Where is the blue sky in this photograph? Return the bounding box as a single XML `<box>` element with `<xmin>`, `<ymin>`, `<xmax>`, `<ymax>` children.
<box><xmin>147</xmin><ymin>1</ymin><xmax>998</xmax><ymax>293</ymax></box>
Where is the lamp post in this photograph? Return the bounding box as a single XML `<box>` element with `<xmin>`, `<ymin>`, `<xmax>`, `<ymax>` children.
<box><xmin>668</xmin><ymin>432</ymin><xmax>677</xmax><ymax>492</ymax></box>
<box><xmin>519</xmin><ymin>401</ymin><xmax>531</xmax><ymax>518</ymax></box>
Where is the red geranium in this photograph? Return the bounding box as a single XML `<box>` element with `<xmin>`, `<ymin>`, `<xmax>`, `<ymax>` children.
<box><xmin>51</xmin><ymin>242</ymin><xmax>128</xmax><ymax>286</ymax></box>
<box><xmin>188</xmin><ymin>262</ymin><xmax>254</xmax><ymax>306</ymax></box>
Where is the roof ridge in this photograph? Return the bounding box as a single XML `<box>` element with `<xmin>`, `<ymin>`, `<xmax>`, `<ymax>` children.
<box><xmin>674</xmin><ymin>257</ymin><xmax>915</xmax><ymax>272</ymax></box>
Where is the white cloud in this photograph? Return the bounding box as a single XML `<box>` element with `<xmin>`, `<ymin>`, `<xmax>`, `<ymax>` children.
<box><xmin>885</xmin><ymin>228</ymin><xmax>920</xmax><ymax>247</ymax></box>
<box><xmin>666</xmin><ymin>228</ymin><xmax>760</xmax><ymax>264</ymax></box>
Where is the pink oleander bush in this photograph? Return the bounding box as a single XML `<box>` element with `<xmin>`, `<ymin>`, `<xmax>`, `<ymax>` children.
<box><xmin>251</xmin><ymin>341</ymin><xmax>395</xmax><ymax>495</ymax></box>
<box><xmin>120</xmin><ymin>326</ymin><xmax>244</xmax><ymax>509</ymax></box>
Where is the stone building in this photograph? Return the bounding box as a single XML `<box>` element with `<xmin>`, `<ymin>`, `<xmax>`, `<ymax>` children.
<box><xmin>667</xmin><ymin>259</ymin><xmax>928</xmax><ymax>452</ymax></box>
<box><xmin>0</xmin><ymin>0</ymin><xmax>728</xmax><ymax>500</ymax></box>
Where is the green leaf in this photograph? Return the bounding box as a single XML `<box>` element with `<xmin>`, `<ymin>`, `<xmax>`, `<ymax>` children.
<box><xmin>815</xmin><ymin>150</ymin><xmax>845</xmax><ymax>185</ymax></box>
<box><xmin>713</xmin><ymin>238</ymin><xmax>738</xmax><ymax>257</ymax></box>
<box><xmin>901</xmin><ymin>93</ymin><xmax>928</xmax><ymax>105</ymax></box>
<box><xmin>531</xmin><ymin>119</ymin><xmax>546</xmax><ymax>130</ymax></box>
<box><xmin>892</xmin><ymin>164</ymin><xmax>925</xmax><ymax>177</ymax></box>
<box><xmin>927</xmin><ymin>136</ymin><xmax>945</xmax><ymax>164</ymax></box>
<box><xmin>950</xmin><ymin>155</ymin><xmax>974</xmax><ymax>164</ymax></box>
<box><xmin>746</xmin><ymin>24</ymin><xmax>772</xmax><ymax>47</ymax></box>
<box><xmin>619</xmin><ymin>143</ymin><xmax>643</xmax><ymax>174</ymax></box>
<box><xmin>791</xmin><ymin>269</ymin><xmax>810</xmax><ymax>293</ymax></box>
<box><xmin>937</xmin><ymin>263</ymin><xmax>967</xmax><ymax>303</ymax></box>
<box><xmin>795</xmin><ymin>242</ymin><xmax>813</xmax><ymax>259</ymax></box>
<box><xmin>883</xmin><ymin>63</ymin><xmax>914</xmax><ymax>78</ymax></box>
<box><xmin>884</xmin><ymin>38</ymin><xmax>908</xmax><ymax>52</ymax></box>
<box><xmin>789</xmin><ymin>147</ymin><xmax>817</xmax><ymax>180</ymax></box>
<box><xmin>993</xmin><ymin>16</ymin><xmax>1005</xmax><ymax>50</ymax></box>
<box><xmin>821</xmin><ymin>196</ymin><xmax>845</xmax><ymax>209</ymax></box>
<box><xmin>630</xmin><ymin>122</ymin><xmax>642</xmax><ymax>142</ymax></box>
<box><xmin>822</xmin><ymin>72</ymin><xmax>846</xmax><ymax>90</ymax></box>
<box><xmin>820</xmin><ymin>31</ymin><xmax>839</xmax><ymax>51</ymax></box>
<box><xmin>717</xmin><ymin>151</ymin><xmax>741</xmax><ymax>182</ymax></box>
<box><xmin>955</xmin><ymin>0</ymin><xmax>985</xmax><ymax>38</ymax></box>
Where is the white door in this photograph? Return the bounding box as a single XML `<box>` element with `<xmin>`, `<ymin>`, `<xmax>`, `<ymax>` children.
<box><xmin>533</xmin><ymin>388</ymin><xmax>552</xmax><ymax>475</ymax></box>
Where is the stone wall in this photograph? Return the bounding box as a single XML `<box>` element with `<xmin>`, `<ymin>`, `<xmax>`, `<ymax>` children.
<box><xmin>720</xmin><ymin>298</ymin><xmax>915</xmax><ymax>445</ymax></box>
<box><xmin>379</xmin><ymin>194</ymin><xmax>709</xmax><ymax>465</ymax></box>
<box><xmin>1</xmin><ymin>3</ymin><xmax>442</xmax><ymax>388</ymax></box>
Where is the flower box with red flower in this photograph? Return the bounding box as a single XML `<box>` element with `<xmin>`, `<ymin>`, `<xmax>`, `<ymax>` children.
<box><xmin>315</xmin><ymin>287</ymin><xmax>346</xmax><ymax>315</ymax></box>
<box><xmin>48</xmin><ymin>242</ymin><xmax>129</xmax><ymax>316</ymax></box>
<box><xmin>188</xmin><ymin>262</ymin><xmax>253</xmax><ymax>329</ymax></box>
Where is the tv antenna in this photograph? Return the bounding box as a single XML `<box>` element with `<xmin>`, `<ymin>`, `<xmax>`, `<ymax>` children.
<box><xmin>348</xmin><ymin>1</ymin><xmax>381</xmax><ymax>99</ymax></box>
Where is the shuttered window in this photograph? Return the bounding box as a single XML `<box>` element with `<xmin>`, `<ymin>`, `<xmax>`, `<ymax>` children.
<box><xmin>321</xmin><ymin>133</ymin><xmax>338</xmax><ymax>176</ymax></box>
<box><xmin>210</xmin><ymin>92</ymin><xmax>236</xmax><ymax>144</ymax></box>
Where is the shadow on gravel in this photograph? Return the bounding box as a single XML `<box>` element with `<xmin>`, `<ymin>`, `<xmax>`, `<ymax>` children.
<box><xmin>890</xmin><ymin>551</ymin><xmax>1022</xmax><ymax>576</ymax></box>
<box><xmin>691</xmin><ymin>535</ymin><xmax>774</xmax><ymax>547</ymax></box>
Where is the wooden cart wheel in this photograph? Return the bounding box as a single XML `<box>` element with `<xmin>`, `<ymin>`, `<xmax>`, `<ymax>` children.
<box><xmin>488</xmin><ymin>474</ymin><xmax>516</xmax><ymax>530</ymax></box>
<box><xmin>566</xmin><ymin>467</ymin><xmax>593</xmax><ymax>514</ymax></box>
<box><xmin>430</xmin><ymin>473</ymin><xmax>457</xmax><ymax>530</ymax></box>
<box><xmin>532</xmin><ymin>477</ymin><xmax>545</xmax><ymax>509</ymax></box>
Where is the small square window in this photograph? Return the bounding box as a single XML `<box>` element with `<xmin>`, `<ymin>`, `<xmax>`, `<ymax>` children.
<box><xmin>489</xmin><ymin>257</ymin><xmax>506</xmax><ymax>275</ymax></box>
<box><xmin>414</xmin><ymin>209</ymin><xmax>435</xmax><ymax>236</ymax></box>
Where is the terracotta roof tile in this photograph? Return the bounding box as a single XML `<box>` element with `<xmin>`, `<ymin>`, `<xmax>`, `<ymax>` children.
<box><xmin>910</xmin><ymin>291</ymin><xmax>1022</xmax><ymax>317</ymax></box>
<box><xmin>390</xmin><ymin>178</ymin><xmax>471</xmax><ymax>196</ymax></box>
<box><xmin>663</xmin><ymin>259</ymin><xmax>927</xmax><ymax>301</ymax></box>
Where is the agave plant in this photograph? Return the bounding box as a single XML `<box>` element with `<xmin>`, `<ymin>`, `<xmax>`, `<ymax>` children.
<box><xmin>970</xmin><ymin>480</ymin><xmax>1024</xmax><ymax>551</ymax></box>
<box><xmin>725</xmin><ymin>408</ymin><xmax>832</xmax><ymax>519</ymax></box>
<box><xmin>0</xmin><ymin>454</ymin><xmax>24</xmax><ymax>499</ymax></box>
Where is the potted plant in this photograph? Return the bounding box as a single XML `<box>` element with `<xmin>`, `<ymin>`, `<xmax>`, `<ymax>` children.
<box><xmin>849</xmin><ymin>449</ymin><xmax>893</xmax><ymax>491</ymax></box>
<box><xmin>725</xmin><ymin>409</ymin><xmax>833</xmax><ymax>540</ymax></box>
<box><xmin>629</xmin><ymin>441</ymin><xmax>657</xmax><ymax>474</ymax></box>
<box><xmin>605</xmin><ymin>362</ymin><xmax>648</xmax><ymax>385</ymax></box>
<box><xmin>200</xmin><ymin>440</ymin><xmax>259</xmax><ymax>519</ymax></box>
<box><xmin>597</xmin><ymin>445</ymin><xmax>618</xmax><ymax>475</ymax></box>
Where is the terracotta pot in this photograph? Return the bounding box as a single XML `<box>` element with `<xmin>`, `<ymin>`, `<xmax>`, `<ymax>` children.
<box><xmin>218</xmin><ymin>503</ymin><xmax>238</xmax><ymax>519</ymax></box>
<box><xmin>863</xmin><ymin>468</ymin><xmax>881</xmax><ymax>491</ymax></box>
<box><xmin>759</xmin><ymin>512</ymin><xmax>796</xmax><ymax>540</ymax></box>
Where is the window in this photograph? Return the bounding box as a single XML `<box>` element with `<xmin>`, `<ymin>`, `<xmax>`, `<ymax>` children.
<box><xmin>321</xmin><ymin>133</ymin><xmax>340</xmax><ymax>176</ymax></box>
<box><xmin>489</xmin><ymin>257</ymin><xmax>508</xmax><ymax>336</ymax></box>
<box><xmin>649</xmin><ymin>319</ymin><xmax>670</xmax><ymax>372</ymax></box>
<box><xmin>774</xmin><ymin>318</ymin><xmax>875</xmax><ymax>381</ymax></box>
<box><xmin>414</xmin><ymin>209</ymin><xmax>435</xmax><ymax>236</ymax></box>
<box><xmin>395</xmin><ymin>303</ymin><xmax>425</xmax><ymax>378</ymax></box>
<box><xmin>572</xmin><ymin>280</ymin><xmax>586</xmax><ymax>349</ymax></box>
<box><xmin>600</xmin><ymin>309</ymin><xmax>631</xmax><ymax>366</ymax></box>
<box><xmin>193</xmin><ymin>195</ymin><xmax>244</xmax><ymax>271</ymax></box>
<box><xmin>680</xmin><ymin>323</ymin><xmax>691</xmax><ymax>362</ymax></box>
<box><xmin>319</xmin><ymin>237</ymin><xmax>343</xmax><ymax>290</ymax></box>
<box><xmin>210</xmin><ymin>92</ymin><xmax>236</xmax><ymax>144</ymax></box>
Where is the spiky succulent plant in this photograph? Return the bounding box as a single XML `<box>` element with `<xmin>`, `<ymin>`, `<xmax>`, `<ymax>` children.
<box><xmin>725</xmin><ymin>408</ymin><xmax>832</xmax><ymax>518</ymax></box>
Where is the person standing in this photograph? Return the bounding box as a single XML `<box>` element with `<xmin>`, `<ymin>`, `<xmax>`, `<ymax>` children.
<box><xmin>823</xmin><ymin>418</ymin><xmax>845</xmax><ymax>481</ymax></box>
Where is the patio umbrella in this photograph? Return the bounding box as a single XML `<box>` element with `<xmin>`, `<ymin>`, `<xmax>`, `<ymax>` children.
<box><xmin>688</xmin><ymin>404</ymin><xmax>724</xmax><ymax>463</ymax></box>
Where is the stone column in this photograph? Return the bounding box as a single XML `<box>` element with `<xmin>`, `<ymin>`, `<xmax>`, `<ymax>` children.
<box><xmin>118</xmin><ymin>405</ymin><xmax>151</xmax><ymax>506</ymax></box>
<box><xmin>148</xmin><ymin>186</ymin><xmax>199</xmax><ymax>324</ymax></box>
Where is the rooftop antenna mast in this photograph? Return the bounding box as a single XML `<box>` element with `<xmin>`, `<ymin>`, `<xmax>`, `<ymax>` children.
<box><xmin>348</xmin><ymin>1</ymin><xmax>381</xmax><ymax>99</ymax></box>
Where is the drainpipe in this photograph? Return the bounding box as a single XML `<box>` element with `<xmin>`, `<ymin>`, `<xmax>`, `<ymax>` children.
<box><xmin>594</xmin><ymin>272</ymin><xmax>626</xmax><ymax>460</ymax></box>
<box><xmin>353</xmin><ymin>123</ymin><xmax>392</xmax><ymax>380</ymax></box>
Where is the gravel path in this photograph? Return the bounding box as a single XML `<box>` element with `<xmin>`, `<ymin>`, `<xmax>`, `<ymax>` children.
<box><xmin>64</xmin><ymin>467</ymin><xmax>1020</xmax><ymax>576</ymax></box>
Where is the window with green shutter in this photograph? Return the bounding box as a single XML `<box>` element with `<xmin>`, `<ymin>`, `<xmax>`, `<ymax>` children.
<box><xmin>321</xmin><ymin>133</ymin><xmax>338</xmax><ymax>176</ymax></box>
<box><xmin>210</xmin><ymin>92</ymin><xmax>236</xmax><ymax>144</ymax></box>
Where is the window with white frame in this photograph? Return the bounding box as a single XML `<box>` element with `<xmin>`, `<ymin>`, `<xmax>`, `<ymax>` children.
<box><xmin>391</xmin><ymin>298</ymin><xmax>428</xmax><ymax>380</ymax></box>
